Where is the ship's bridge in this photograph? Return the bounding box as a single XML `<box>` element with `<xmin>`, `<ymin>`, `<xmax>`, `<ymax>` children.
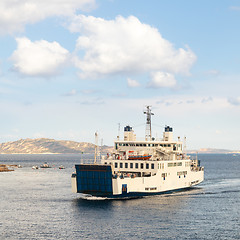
<box><xmin>115</xmin><ymin>125</ymin><xmax>183</xmax><ymax>156</ymax></box>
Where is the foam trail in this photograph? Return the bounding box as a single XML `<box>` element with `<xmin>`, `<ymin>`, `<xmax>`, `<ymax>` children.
<box><xmin>80</xmin><ymin>195</ymin><xmax>107</xmax><ymax>200</ymax></box>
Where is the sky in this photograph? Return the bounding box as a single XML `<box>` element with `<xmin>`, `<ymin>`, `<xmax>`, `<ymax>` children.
<box><xmin>0</xmin><ymin>0</ymin><xmax>240</xmax><ymax>150</ymax></box>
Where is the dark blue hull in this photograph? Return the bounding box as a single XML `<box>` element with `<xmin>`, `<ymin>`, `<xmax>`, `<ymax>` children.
<box><xmin>80</xmin><ymin>186</ymin><xmax>194</xmax><ymax>199</ymax></box>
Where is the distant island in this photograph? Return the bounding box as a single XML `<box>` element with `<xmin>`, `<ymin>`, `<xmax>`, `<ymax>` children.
<box><xmin>187</xmin><ymin>148</ymin><xmax>240</xmax><ymax>154</ymax></box>
<box><xmin>0</xmin><ymin>138</ymin><xmax>113</xmax><ymax>154</ymax></box>
<box><xmin>0</xmin><ymin>138</ymin><xmax>238</xmax><ymax>154</ymax></box>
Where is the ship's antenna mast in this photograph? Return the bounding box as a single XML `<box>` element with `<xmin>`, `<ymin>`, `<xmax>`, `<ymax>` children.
<box><xmin>117</xmin><ymin>123</ymin><xmax>120</xmax><ymax>140</ymax></box>
<box><xmin>100</xmin><ymin>138</ymin><xmax>103</xmax><ymax>161</ymax></box>
<box><xmin>144</xmin><ymin>106</ymin><xmax>154</xmax><ymax>141</ymax></box>
<box><xmin>94</xmin><ymin>131</ymin><xmax>99</xmax><ymax>164</ymax></box>
<box><xmin>183</xmin><ymin>136</ymin><xmax>187</xmax><ymax>153</ymax></box>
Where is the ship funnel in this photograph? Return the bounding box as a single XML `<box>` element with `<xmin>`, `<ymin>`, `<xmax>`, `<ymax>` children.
<box><xmin>163</xmin><ymin>126</ymin><xmax>173</xmax><ymax>142</ymax></box>
<box><xmin>124</xmin><ymin>125</ymin><xmax>136</xmax><ymax>141</ymax></box>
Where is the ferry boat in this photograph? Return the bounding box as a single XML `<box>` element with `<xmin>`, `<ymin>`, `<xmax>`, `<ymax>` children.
<box><xmin>71</xmin><ymin>106</ymin><xmax>204</xmax><ymax>198</ymax></box>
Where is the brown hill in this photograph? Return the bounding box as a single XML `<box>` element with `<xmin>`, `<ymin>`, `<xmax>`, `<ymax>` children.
<box><xmin>0</xmin><ymin>138</ymin><xmax>113</xmax><ymax>154</ymax></box>
<box><xmin>187</xmin><ymin>148</ymin><xmax>237</xmax><ymax>154</ymax></box>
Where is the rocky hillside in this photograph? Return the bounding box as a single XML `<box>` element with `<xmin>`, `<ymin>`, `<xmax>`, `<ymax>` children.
<box><xmin>0</xmin><ymin>138</ymin><xmax>113</xmax><ymax>154</ymax></box>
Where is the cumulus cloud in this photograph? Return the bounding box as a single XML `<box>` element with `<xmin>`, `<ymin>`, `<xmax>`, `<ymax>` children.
<box><xmin>202</xmin><ymin>97</ymin><xmax>213</xmax><ymax>103</ymax></box>
<box><xmin>80</xmin><ymin>97</ymin><xmax>105</xmax><ymax>105</ymax></box>
<box><xmin>11</xmin><ymin>37</ymin><xmax>69</xmax><ymax>77</ymax></box>
<box><xmin>62</xmin><ymin>89</ymin><xmax>77</xmax><ymax>96</ymax></box>
<box><xmin>81</xmin><ymin>89</ymin><xmax>99</xmax><ymax>94</ymax></box>
<box><xmin>156</xmin><ymin>100</ymin><xmax>173</xmax><ymax>106</ymax></box>
<box><xmin>0</xmin><ymin>0</ymin><xmax>96</xmax><ymax>34</ymax></box>
<box><xmin>206</xmin><ymin>69</ymin><xmax>220</xmax><ymax>76</ymax></box>
<box><xmin>148</xmin><ymin>72</ymin><xmax>177</xmax><ymax>88</ymax></box>
<box><xmin>127</xmin><ymin>78</ymin><xmax>140</xmax><ymax>88</ymax></box>
<box><xmin>69</xmin><ymin>15</ymin><xmax>196</xmax><ymax>83</ymax></box>
<box><xmin>228</xmin><ymin>97</ymin><xmax>240</xmax><ymax>106</ymax></box>
<box><xmin>186</xmin><ymin>100</ymin><xmax>195</xmax><ymax>104</ymax></box>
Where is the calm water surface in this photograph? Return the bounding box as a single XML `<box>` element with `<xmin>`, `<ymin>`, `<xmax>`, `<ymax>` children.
<box><xmin>0</xmin><ymin>154</ymin><xmax>239</xmax><ymax>239</ymax></box>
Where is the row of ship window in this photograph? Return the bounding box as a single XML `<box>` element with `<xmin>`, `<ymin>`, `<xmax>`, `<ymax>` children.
<box><xmin>116</xmin><ymin>143</ymin><xmax>182</xmax><ymax>151</ymax></box>
<box><xmin>112</xmin><ymin>162</ymin><xmax>155</xmax><ymax>170</ymax></box>
<box><xmin>105</xmin><ymin>161</ymin><xmax>187</xmax><ymax>169</ymax></box>
<box><xmin>118</xmin><ymin>143</ymin><xmax>172</xmax><ymax>147</ymax></box>
<box><xmin>168</xmin><ymin>162</ymin><xmax>182</xmax><ymax>167</ymax></box>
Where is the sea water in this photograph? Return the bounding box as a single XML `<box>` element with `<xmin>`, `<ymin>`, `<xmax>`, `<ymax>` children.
<box><xmin>0</xmin><ymin>154</ymin><xmax>239</xmax><ymax>240</ymax></box>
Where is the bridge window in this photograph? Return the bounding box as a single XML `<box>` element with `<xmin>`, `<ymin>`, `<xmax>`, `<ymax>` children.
<box><xmin>130</xmin><ymin>163</ymin><xmax>133</xmax><ymax>168</ymax></box>
<box><xmin>135</xmin><ymin>163</ymin><xmax>138</xmax><ymax>168</ymax></box>
<box><xmin>151</xmin><ymin>163</ymin><xmax>154</xmax><ymax>169</ymax></box>
<box><xmin>141</xmin><ymin>163</ymin><xmax>144</xmax><ymax>169</ymax></box>
<box><xmin>125</xmin><ymin>163</ymin><xmax>128</xmax><ymax>168</ymax></box>
<box><xmin>146</xmin><ymin>163</ymin><xmax>149</xmax><ymax>169</ymax></box>
<box><xmin>120</xmin><ymin>163</ymin><xmax>123</xmax><ymax>168</ymax></box>
<box><xmin>115</xmin><ymin>162</ymin><xmax>118</xmax><ymax>168</ymax></box>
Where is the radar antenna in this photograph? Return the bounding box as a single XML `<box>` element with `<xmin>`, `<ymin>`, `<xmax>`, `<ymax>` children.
<box><xmin>144</xmin><ymin>106</ymin><xmax>154</xmax><ymax>141</ymax></box>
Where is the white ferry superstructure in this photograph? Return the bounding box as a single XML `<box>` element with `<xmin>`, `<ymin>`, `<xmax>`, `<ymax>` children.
<box><xmin>71</xmin><ymin>106</ymin><xmax>204</xmax><ymax>198</ymax></box>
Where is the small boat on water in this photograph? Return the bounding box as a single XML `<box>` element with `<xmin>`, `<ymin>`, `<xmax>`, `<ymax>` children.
<box><xmin>0</xmin><ymin>164</ymin><xmax>14</xmax><ymax>172</ymax></box>
<box><xmin>32</xmin><ymin>166</ymin><xmax>39</xmax><ymax>170</ymax></box>
<box><xmin>40</xmin><ymin>162</ymin><xmax>51</xmax><ymax>168</ymax></box>
<box><xmin>59</xmin><ymin>165</ymin><xmax>65</xmax><ymax>169</ymax></box>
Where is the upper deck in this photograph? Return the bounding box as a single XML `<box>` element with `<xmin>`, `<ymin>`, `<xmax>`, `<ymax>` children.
<box><xmin>111</xmin><ymin>123</ymin><xmax>184</xmax><ymax>162</ymax></box>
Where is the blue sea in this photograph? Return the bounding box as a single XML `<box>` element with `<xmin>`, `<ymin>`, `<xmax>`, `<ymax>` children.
<box><xmin>0</xmin><ymin>154</ymin><xmax>239</xmax><ymax>240</ymax></box>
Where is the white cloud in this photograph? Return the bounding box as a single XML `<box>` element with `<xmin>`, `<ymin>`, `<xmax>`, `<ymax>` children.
<box><xmin>69</xmin><ymin>15</ymin><xmax>196</xmax><ymax>81</ymax></box>
<box><xmin>80</xmin><ymin>98</ymin><xmax>105</xmax><ymax>105</ymax></box>
<box><xmin>148</xmin><ymin>72</ymin><xmax>177</xmax><ymax>88</ymax></box>
<box><xmin>0</xmin><ymin>0</ymin><xmax>96</xmax><ymax>34</ymax></box>
<box><xmin>81</xmin><ymin>89</ymin><xmax>98</xmax><ymax>94</ymax></box>
<box><xmin>206</xmin><ymin>69</ymin><xmax>220</xmax><ymax>76</ymax></box>
<box><xmin>127</xmin><ymin>78</ymin><xmax>140</xmax><ymax>88</ymax></box>
<box><xmin>11</xmin><ymin>37</ymin><xmax>69</xmax><ymax>77</ymax></box>
<box><xmin>228</xmin><ymin>97</ymin><xmax>240</xmax><ymax>106</ymax></box>
<box><xmin>215</xmin><ymin>130</ymin><xmax>222</xmax><ymax>135</ymax></box>
<box><xmin>201</xmin><ymin>97</ymin><xmax>213</xmax><ymax>103</ymax></box>
<box><xmin>63</xmin><ymin>89</ymin><xmax>77</xmax><ymax>96</ymax></box>
<box><xmin>229</xmin><ymin>6</ymin><xmax>240</xmax><ymax>11</ymax></box>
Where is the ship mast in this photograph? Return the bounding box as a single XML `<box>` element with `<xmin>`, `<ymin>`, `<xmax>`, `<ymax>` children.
<box><xmin>94</xmin><ymin>131</ymin><xmax>98</xmax><ymax>164</ymax></box>
<box><xmin>144</xmin><ymin>106</ymin><xmax>154</xmax><ymax>141</ymax></box>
